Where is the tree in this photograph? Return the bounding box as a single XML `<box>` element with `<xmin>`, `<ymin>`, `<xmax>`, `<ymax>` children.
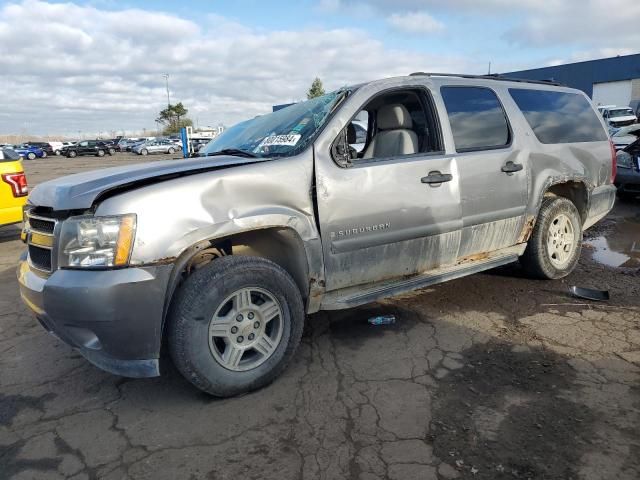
<box><xmin>156</xmin><ymin>102</ymin><xmax>193</xmax><ymax>134</ymax></box>
<box><xmin>307</xmin><ymin>77</ymin><xmax>325</xmax><ymax>99</ymax></box>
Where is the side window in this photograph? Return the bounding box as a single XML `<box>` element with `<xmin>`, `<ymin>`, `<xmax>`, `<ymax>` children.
<box><xmin>354</xmin><ymin>124</ymin><xmax>367</xmax><ymax>144</ymax></box>
<box><xmin>441</xmin><ymin>86</ymin><xmax>511</xmax><ymax>152</ymax></box>
<box><xmin>80</xmin><ymin>141</ymin><xmax>88</xmax><ymax>147</ymax></box>
<box><xmin>509</xmin><ymin>88</ymin><xmax>608</xmax><ymax>144</ymax></box>
<box><xmin>333</xmin><ymin>88</ymin><xmax>442</xmax><ymax>166</ymax></box>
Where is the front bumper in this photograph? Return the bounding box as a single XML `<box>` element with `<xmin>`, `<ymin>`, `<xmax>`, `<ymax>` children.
<box><xmin>17</xmin><ymin>253</ymin><xmax>173</xmax><ymax>378</ymax></box>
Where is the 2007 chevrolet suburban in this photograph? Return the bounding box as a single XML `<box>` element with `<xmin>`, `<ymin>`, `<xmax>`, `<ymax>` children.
<box><xmin>18</xmin><ymin>74</ymin><xmax>617</xmax><ymax>396</ymax></box>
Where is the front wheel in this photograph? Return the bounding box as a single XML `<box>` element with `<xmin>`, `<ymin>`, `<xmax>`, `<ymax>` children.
<box><xmin>67</xmin><ymin>150</ymin><xmax>77</xmax><ymax>158</ymax></box>
<box><xmin>140</xmin><ymin>149</ymin><xmax>148</xmax><ymax>156</ymax></box>
<box><xmin>55</xmin><ymin>150</ymin><xmax>61</xmax><ymax>156</ymax></box>
<box><xmin>168</xmin><ymin>255</ymin><xmax>305</xmax><ymax>397</ymax></box>
<box><xmin>168</xmin><ymin>147</ymin><xmax>175</xmax><ymax>154</ymax></box>
<box><xmin>27</xmin><ymin>152</ymin><xmax>36</xmax><ymax>160</ymax></box>
<box><xmin>96</xmin><ymin>149</ymin><xmax>105</xmax><ymax>157</ymax></box>
<box><xmin>520</xmin><ymin>196</ymin><xmax>582</xmax><ymax>279</ymax></box>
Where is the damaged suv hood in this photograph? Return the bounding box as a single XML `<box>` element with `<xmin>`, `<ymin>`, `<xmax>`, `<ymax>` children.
<box><xmin>29</xmin><ymin>156</ymin><xmax>261</xmax><ymax>210</ymax></box>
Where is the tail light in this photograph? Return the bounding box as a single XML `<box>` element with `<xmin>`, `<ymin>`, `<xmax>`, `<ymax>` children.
<box><xmin>609</xmin><ymin>140</ymin><xmax>617</xmax><ymax>183</ymax></box>
<box><xmin>2</xmin><ymin>172</ymin><xmax>28</xmax><ymax>197</ymax></box>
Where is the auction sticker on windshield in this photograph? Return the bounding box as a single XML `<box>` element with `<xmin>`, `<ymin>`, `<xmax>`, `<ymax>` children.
<box><xmin>259</xmin><ymin>134</ymin><xmax>301</xmax><ymax>147</ymax></box>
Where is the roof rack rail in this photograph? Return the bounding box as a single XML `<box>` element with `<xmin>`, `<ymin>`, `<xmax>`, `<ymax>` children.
<box><xmin>409</xmin><ymin>72</ymin><xmax>563</xmax><ymax>87</ymax></box>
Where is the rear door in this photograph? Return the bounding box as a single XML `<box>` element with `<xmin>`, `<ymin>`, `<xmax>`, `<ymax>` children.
<box><xmin>315</xmin><ymin>85</ymin><xmax>463</xmax><ymax>291</ymax></box>
<box><xmin>439</xmin><ymin>85</ymin><xmax>529</xmax><ymax>259</ymax></box>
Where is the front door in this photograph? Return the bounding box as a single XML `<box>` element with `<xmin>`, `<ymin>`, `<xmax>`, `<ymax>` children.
<box><xmin>314</xmin><ymin>86</ymin><xmax>463</xmax><ymax>292</ymax></box>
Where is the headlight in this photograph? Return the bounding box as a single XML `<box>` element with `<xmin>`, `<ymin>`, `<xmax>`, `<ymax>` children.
<box><xmin>616</xmin><ymin>151</ymin><xmax>633</xmax><ymax>169</ymax></box>
<box><xmin>58</xmin><ymin>214</ymin><xmax>136</xmax><ymax>268</ymax></box>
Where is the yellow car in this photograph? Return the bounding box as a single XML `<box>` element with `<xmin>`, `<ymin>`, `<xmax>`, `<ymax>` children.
<box><xmin>0</xmin><ymin>147</ymin><xmax>28</xmax><ymax>226</ymax></box>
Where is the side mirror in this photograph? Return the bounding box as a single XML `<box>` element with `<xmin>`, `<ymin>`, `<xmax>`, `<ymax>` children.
<box><xmin>331</xmin><ymin>129</ymin><xmax>352</xmax><ymax>167</ymax></box>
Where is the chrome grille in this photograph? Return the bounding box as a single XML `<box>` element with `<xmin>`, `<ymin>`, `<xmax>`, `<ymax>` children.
<box><xmin>26</xmin><ymin>211</ymin><xmax>57</xmax><ymax>273</ymax></box>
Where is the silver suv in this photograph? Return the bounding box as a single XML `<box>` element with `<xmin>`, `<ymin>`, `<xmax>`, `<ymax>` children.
<box><xmin>18</xmin><ymin>74</ymin><xmax>617</xmax><ymax>396</ymax></box>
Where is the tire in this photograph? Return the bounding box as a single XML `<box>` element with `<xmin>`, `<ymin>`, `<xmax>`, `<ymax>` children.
<box><xmin>27</xmin><ymin>152</ymin><xmax>36</xmax><ymax>160</ymax></box>
<box><xmin>141</xmin><ymin>149</ymin><xmax>148</xmax><ymax>156</ymax></box>
<box><xmin>55</xmin><ymin>150</ymin><xmax>61</xmax><ymax>156</ymax></box>
<box><xmin>108</xmin><ymin>148</ymin><xmax>115</xmax><ymax>155</ymax></box>
<box><xmin>168</xmin><ymin>255</ymin><xmax>305</xmax><ymax>397</ymax></box>
<box><xmin>41</xmin><ymin>151</ymin><xmax>47</xmax><ymax>158</ymax></box>
<box><xmin>520</xmin><ymin>196</ymin><xmax>582</xmax><ymax>279</ymax></box>
<box><xmin>68</xmin><ymin>150</ymin><xmax>77</xmax><ymax>158</ymax></box>
<box><xmin>168</xmin><ymin>147</ymin><xmax>175</xmax><ymax>154</ymax></box>
<box><xmin>97</xmin><ymin>149</ymin><xmax>105</xmax><ymax>157</ymax></box>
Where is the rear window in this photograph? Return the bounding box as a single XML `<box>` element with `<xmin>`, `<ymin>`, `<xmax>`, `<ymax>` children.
<box><xmin>509</xmin><ymin>89</ymin><xmax>608</xmax><ymax>144</ymax></box>
<box><xmin>1</xmin><ymin>148</ymin><xmax>21</xmax><ymax>161</ymax></box>
<box><xmin>441</xmin><ymin>86</ymin><xmax>511</xmax><ymax>152</ymax></box>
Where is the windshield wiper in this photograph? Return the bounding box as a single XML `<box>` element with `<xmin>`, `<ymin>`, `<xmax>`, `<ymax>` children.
<box><xmin>204</xmin><ymin>148</ymin><xmax>258</xmax><ymax>158</ymax></box>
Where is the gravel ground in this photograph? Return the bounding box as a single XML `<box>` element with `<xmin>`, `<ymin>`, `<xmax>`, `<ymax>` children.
<box><xmin>1</xmin><ymin>154</ymin><xmax>639</xmax><ymax>480</ymax></box>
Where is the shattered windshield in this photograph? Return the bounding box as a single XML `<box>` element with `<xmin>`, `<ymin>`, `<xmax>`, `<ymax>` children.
<box><xmin>199</xmin><ymin>90</ymin><xmax>346</xmax><ymax>159</ymax></box>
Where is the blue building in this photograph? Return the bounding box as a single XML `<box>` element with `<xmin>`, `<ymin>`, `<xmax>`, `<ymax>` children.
<box><xmin>504</xmin><ymin>53</ymin><xmax>640</xmax><ymax>107</ymax></box>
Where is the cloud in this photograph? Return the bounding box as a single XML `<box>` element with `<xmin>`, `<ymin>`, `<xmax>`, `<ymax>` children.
<box><xmin>0</xmin><ymin>0</ymin><xmax>479</xmax><ymax>136</ymax></box>
<box><xmin>388</xmin><ymin>11</ymin><xmax>444</xmax><ymax>34</ymax></box>
<box><xmin>505</xmin><ymin>1</ymin><xmax>640</xmax><ymax>49</ymax></box>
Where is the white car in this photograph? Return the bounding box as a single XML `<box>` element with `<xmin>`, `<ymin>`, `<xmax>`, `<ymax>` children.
<box><xmin>48</xmin><ymin>142</ymin><xmax>64</xmax><ymax>155</ymax></box>
<box><xmin>609</xmin><ymin>124</ymin><xmax>640</xmax><ymax>150</ymax></box>
<box><xmin>602</xmin><ymin>107</ymin><xmax>637</xmax><ymax>128</ymax></box>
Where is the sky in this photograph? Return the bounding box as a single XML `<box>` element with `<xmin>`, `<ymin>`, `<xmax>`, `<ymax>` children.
<box><xmin>0</xmin><ymin>0</ymin><xmax>638</xmax><ymax>136</ymax></box>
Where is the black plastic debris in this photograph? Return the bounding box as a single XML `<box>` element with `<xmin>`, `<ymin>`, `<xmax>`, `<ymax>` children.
<box><xmin>569</xmin><ymin>286</ymin><xmax>610</xmax><ymax>302</ymax></box>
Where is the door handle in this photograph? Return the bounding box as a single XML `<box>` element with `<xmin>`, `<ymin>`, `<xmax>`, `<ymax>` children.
<box><xmin>421</xmin><ymin>171</ymin><xmax>453</xmax><ymax>185</ymax></box>
<box><xmin>501</xmin><ymin>161</ymin><xmax>523</xmax><ymax>173</ymax></box>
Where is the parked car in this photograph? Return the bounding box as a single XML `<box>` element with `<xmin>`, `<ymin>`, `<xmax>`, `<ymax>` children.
<box><xmin>60</xmin><ymin>140</ymin><xmax>113</xmax><ymax>158</ymax></box>
<box><xmin>629</xmin><ymin>99</ymin><xmax>640</xmax><ymax>119</ymax></box>
<box><xmin>133</xmin><ymin>139</ymin><xmax>179</xmax><ymax>156</ymax></box>
<box><xmin>190</xmin><ymin>138</ymin><xmax>211</xmax><ymax>152</ymax></box>
<box><xmin>602</xmin><ymin>107</ymin><xmax>637</xmax><ymax>128</ymax></box>
<box><xmin>597</xmin><ymin>104</ymin><xmax>616</xmax><ymax>116</ymax></box>
<box><xmin>615</xmin><ymin>137</ymin><xmax>640</xmax><ymax>200</ymax></box>
<box><xmin>18</xmin><ymin>74</ymin><xmax>616</xmax><ymax>397</ymax></box>
<box><xmin>25</xmin><ymin>142</ymin><xmax>54</xmax><ymax>158</ymax></box>
<box><xmin>48</xmin><ymin>141</ymin><xmax>65</xmax><ymax>155</ymax></box>
<box><xmin>12</xmin><ymin>144</ymin><xmax>45</xmax><ymax>160</ymax></box>
<box><xmin>0</xmin><ymin>147</ymin><xmax>28</xmax><ymax>226</ymax></box>
<box><xmin>609</xmin><ymin>124</ymin><xmax>640</xmax><ymax>150</ymax></box>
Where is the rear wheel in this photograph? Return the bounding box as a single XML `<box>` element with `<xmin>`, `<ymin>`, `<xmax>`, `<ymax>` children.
<box><xmin>96</xmin><ymin>149</ymin><xmax>105</xmax><ymax>157</ymax></box>
<box><xmin>168</xmin><ymin>147</ymin><xmax>175</xmax><ymax>154</ymax></box>
<box><xmin>55</xmin><ymin>150</ymin><xmax>61</xmax><ymax>156</ymax></box>
<box><xmin>41</xmin><ymin>151</ymin><xmax>47</xmax><ymax>158</ymax></box>
<box><xmin>168</xmin><ymin>255</ymin><xmax>305</xmax><ymax>397</ymax></box>
<box><xmin>68</xmin><ymin>150</ymin><xmax>77</xmax><ymax>158</ymax></box>
<box><xmin>520</xmin><ymin>196</ymin><xmax>582</xmax><ymax>279</ymax></box>
<box><xmin>108</xmin><ymin>148</ymin><xmax>115</xmax><ymax>155</ymax></box>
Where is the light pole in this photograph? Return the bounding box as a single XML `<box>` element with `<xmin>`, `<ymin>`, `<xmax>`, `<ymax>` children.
<box><xmin>163</xmin><ymin>74</ymin><xmax>171</xmax><ymax>108</ymax></box>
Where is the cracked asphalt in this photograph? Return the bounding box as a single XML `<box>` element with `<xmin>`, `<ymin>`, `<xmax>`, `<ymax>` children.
<box><xmin>1</xmin><ymin>155</ymin><xmax>639</xmax><ymax>480</ymax></box>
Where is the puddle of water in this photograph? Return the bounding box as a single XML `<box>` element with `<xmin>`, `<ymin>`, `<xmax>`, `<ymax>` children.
<box><xmin>585</xmin><ymin>217</ymin><xmax>640</xmax><ymax>268</ymax></box>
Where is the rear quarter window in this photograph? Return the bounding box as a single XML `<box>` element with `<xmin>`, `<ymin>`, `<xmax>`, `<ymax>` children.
<box><xmin>509</xmin><ymin>89</ymin><xmax>608</xmax><ymax>144</ymax></box>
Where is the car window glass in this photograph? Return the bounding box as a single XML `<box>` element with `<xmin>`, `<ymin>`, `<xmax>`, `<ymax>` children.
<box><xmin>80</xmin><ymin>141</ymin><xmax>88</xmax><ymax>147</ymax></box>
<box><xmin>354</xmin><ymin>124</ymin><xmax>367</xmax><ymax>143</ymax></box>
<box><xmin>509</xmin><ymin>89</ymin><xmax>608</xmax><ymax>144</ymax></box>
<box><xmin>441</xmin><ymin>86</ymin><xmax>510</xmax><ymax>151</ymax></box>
